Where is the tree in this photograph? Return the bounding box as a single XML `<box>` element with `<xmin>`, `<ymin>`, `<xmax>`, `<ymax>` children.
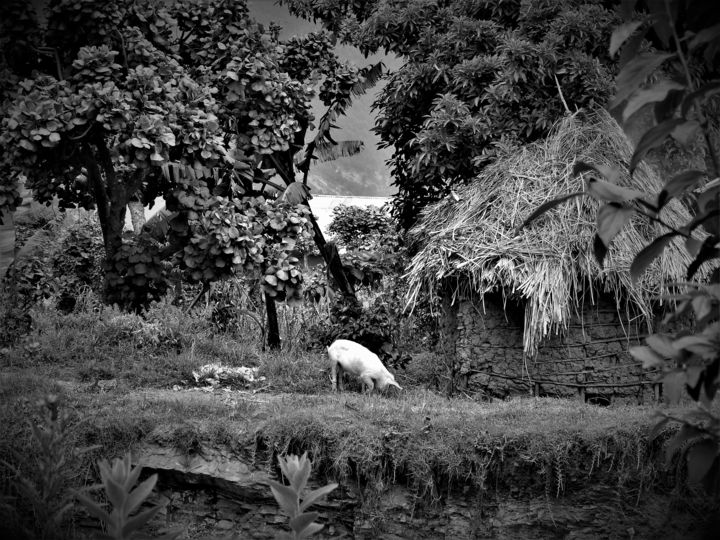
<box><xmin>305</xmin><ymin>203</ymin><xmax>413</xmax><ymax>368</ymax></box>
<box><xmin>522</xmin><ymin>0</ymin><xmax>720</xmax><ymax>491</ymax></box>
<box><xmin>327</xmin><ymin>203</ymin><xmax>403</xmax><ymax>288</ymax></box>
<box><xmin>0</xmin><ymin>0</ymin><xmax>380</xmax><ymax>346</ymax></box>
<box><xmin>280</xmin><ymin>0</ymin><xmax>620</xmax><ymax>228</ymax></box>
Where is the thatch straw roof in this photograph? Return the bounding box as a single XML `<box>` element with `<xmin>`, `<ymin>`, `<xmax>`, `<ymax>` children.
<box><xmin>405</xmin><ymin>109</ymin><xmax>693</xmax><ymax>356</ymax></box>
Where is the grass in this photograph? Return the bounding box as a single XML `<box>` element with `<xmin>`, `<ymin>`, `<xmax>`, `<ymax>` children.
<box><xmin>1</xmin><ymin>296</ymin><xmax>717</xmax><ymax>538</ymax></box>
<box><xmin>0</xmin><ymin>297</ymin><xmax>328</xmax><ymax>393</ymax></box>
<box><xmin>0</xmin><ymin>367</ymin><xmax>685</xmax><ymax>499</ymax></box>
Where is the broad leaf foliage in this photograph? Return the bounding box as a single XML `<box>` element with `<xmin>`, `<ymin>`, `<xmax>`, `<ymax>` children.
<box><xmin>0</xmin><ymin>0</ymin><xmax>376</xmax><ymax>311</ymax></box>
<box><xmin>525</xmin><ymin>0</ymin><xmax>720</xmax><ymax>491</ymax></box>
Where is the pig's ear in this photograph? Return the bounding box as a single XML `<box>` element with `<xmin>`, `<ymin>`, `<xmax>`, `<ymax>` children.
<box><xmin>390</xmin><ymin>380</ymin><xmax>403</xmax><ymax>390</ymax></box>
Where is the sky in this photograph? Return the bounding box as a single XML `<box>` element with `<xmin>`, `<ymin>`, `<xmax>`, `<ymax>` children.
<box><xmin>247</xmin><ymin>0</ymin><xmax>400</xmax><ymax>197</ymax></box>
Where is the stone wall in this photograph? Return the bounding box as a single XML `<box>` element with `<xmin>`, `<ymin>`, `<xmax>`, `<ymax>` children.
<box><xmin>452</xmin><ymin>292</ymin><xmax>659</xmax><ymax>404</ymax></box>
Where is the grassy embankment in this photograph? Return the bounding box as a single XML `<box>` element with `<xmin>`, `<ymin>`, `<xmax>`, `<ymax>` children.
<box><xmin>0</xmin><ymin>300</ymin><xmax>697</xmax><ymax>483</ymax></box>
<box><xmin>1</xmin><ymin>298</ymin><xmax>715</xmax><ymax>538</ymax></box>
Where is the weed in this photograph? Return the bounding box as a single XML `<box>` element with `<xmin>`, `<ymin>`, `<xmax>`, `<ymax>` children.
<box><xmin>258</xmin><ymin>349</ymin><xmax>326</xmax><ymax>394</ymax></box>
<box><xmin>1</xmin><ymin>395</ymin><xmax>93</xmax><ymax>540</ymax></box>
<box><xmin>267</xmin><ymin>453</ymin><xmax>337</xmax><ymax>539</ymax></box>
<box><xmin>75</xmin><ymin>453</ymin><xmax>182</xmax><ymax>540</ymax></box>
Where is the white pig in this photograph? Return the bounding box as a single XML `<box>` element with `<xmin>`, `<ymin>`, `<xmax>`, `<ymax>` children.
<box><xmin>327</xmin><ymin>339</ymin><xmax>402</xmax><ymax>394</ymax></box>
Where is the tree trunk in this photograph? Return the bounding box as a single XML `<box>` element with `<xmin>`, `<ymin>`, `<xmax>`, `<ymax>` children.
<box><xmin>309</xmin><ymin>213</ymin><xmax>356</xmax><ymax>301</ymax></box>
<box><xmin>84</xmin><ymin>143</ymin><xmax>131</xmax><ymax>302</ymax></box>
<box><xmin>105</xmin><ymin>197</ymin><xmax>127</xmax><ymax>258</ymax></box>
<box><xmin>439</xmin><ymin>288</ymin><xmax>459</xmax><ymax>396</ymax></box>
<box><xmin>270</xmin><ymin>142</ymin><xmax>357</xmax><ymax>302</ymax></box>
<box><xmin>0</xmin><ymin>208</ymin><xmax>15</xmax><ymax>280</ymax></box>
<box><xmin>265</xmin><ymin>291</ymin><xmax>281</xmax><ymax>350</ymax></box>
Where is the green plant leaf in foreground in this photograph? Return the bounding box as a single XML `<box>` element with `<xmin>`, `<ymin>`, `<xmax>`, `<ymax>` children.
<box><xmin>629</xmin><ymin>345</ymin><xmax>664</xmax><ymax>369</ymax></box>
<box><xmin>630</xmin><ymin>118</ymin><xmax>685</xmax><ymax>172</ymax></box>
<box><xmin>268</xmin><ymin>480</ymin><xmax>300</xmax><ymax>517</ymax></box>
<box><xmin>517</xmin><ymin>191</ymin><xmax>585</xmax><ymax>232</ymax></box>
<box><xmin>596</xmin><ymin>203</ymin><xmax>633</xmax><ymax>246</ymax></box>
<box><xmin>278</xmin><ymin>452</ymin><xmax>312</xmax><ymax>494</ymax></box>
<box><xmin>612</xmin><ymin>52</ymin><xmax>674</xmax><ymax>108</ymax></box>
<box><xmin>609</xmin><ymin>20</ymin><xmax>645</xmax><ymax>57</ymax></box>
<box><xmin>630</xmin><ymin>232</ymin><xmax>678</xmax><ymax>283</ymax></box>
<box><xmin>297</xmin><ymin>522</ymin><xmax>324</xmax><ymax>539</ymax></box>
<box><xmin>658</xmin><ymin>170</ymin><xmax>706</xmax><ymax>209</ymax></box>
<box><xmin>76</xmin><ymin>453</ymin><xmax>177</xmax><ymax>540</ymax></box>
<box><xmin>299</xmin><ymin>483</ymin><xmax>338</xmax><ymax>512</ymax></box>
<box><xmin>686</xmin><ymin>237</ymin><xmax>720</xmax><ymax>280</ymax></box>
<box><xmin>586</xmin><ymin>177</ymin><xmax>644</xmax><ymax>203</ymax></box>
<box><xmin>75</xmin><ymin>491</ymin><xmax>113</xmax><ymax>526</ymax></box>
<box><xmin>124</xmin><ymin>475</ymin><xmax>159</xmax><ymax>520</ymax></box>
<box><xmin>290</xmin><ymin>511</ymin><xmax>321</xmax><ymax>536</ymax></box>
<box><xmin>268</xmin><ymin>453</ymin><xmax>338</xmax><ymax>538</ymax></box>
<box><xmin>687</xmin><ymin>440</ymin><xmax>718</xmax><ymax>485</ymax></box>
<box><xmin>121</xmin><ymin>504</ymin><xmax>164</xmax><ymax>537</ymax></box>
<box><xmin>623</xmin><ymin>80</ymin><xmax>685</xmax><ymax>122</ymax></box>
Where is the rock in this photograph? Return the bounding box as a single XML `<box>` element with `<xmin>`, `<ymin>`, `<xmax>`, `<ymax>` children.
<box><xmin>215</xmin><ymin>520</ymin><xmax>234</xmax><ymax>530</ymax></box>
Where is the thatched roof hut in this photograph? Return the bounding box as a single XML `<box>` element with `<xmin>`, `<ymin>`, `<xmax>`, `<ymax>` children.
<box><xmin>405</xmin><ymin>110</ymin><xmax>691</xmax><ymax>358</ymax></box>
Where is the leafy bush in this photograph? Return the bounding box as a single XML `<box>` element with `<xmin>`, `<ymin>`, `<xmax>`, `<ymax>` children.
<box><xmin>104</xmin><ymin>238</ymin><xmax>170</xmax><ymax>313</ymax></box>
<box><xmin>52</xmin><ymin>215</ymin><xmax>105</xmax><ymax>307</ymax></box>
<box><xmin>305</xmin><ymin>202</ymin><xmax>423</xmax><ymax>368</ymax></box>
<box><xmin>4</xmin><ymin>211</ymin><xmax>103</xmax><ymax>305</ymax></box>
<box><xmin>301</xmin><ymin>267</ymin><xmax>331</xmax><ymax>304</ymax></box>
<box><xmin>1</xmin><ymin>211</ymin><xmax>104</xmax><ymax>345</ymax></box>
<box><xmin>207</xmin><ymin>278</ymin><xmax>264</xmax><ymax>338</ymax></box>
<box><xmin>4</xmin><ymin>294</ymin><xmax>210</xmax><ymax>389</ymax></box>
<box><xmin>327</xmin><ymin>204</ymin><xmax>405</xmax><ymax>289</ymax></box>
<box><xmin>0</xmin><ymin>302</ymin><xmax>32</xmax><ymax>348</ymax></box>
<box><xmin>305</xmin><ymin>293</ymin><xmax>411</xmax><ymax>370</ymax></box>
<box><xmin>327</xmin><ymin>204</ymin><xmax>398</xmax><ymax>251</ymax></box>
<box><xmin>23</xmin><ymin>299</ymin><xmax>177</xmax><ymax>361</ymax></box>
<box><xmin>1</xmin><ymin>395</ymin><xmax>91</xmax><ymax>540</ymax></box>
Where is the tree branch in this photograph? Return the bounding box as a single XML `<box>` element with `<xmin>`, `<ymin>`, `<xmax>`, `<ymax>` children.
<box><xmin>631</xmin><ymin>202</ymin><xmax>691</xmax><ymax>238</ymax></box>
<box><xmin>554</xmin><ymin>74</ymin><xmax>571</xmax><ymax>114</ymax></box>
<box><xmin>93</xmin><ymin>134</ymin><xmax>120</xmax><ymax>194</ymax></box>
<box><xmin>666</xmin><ymin>0</ymin><xmax>694</xmax><ymax>93</ymax></box>
<box><xmin>251</xmin><ymin>173</ymin><xmax>286</xmax><ymax>192</ymax></box>
<box><xmin>114</xmin><ymin>29</ymin><xmax>129</xmax><ymax>73</ymax></box>
<box><xmin>268</xmin><ymin>153</ymin><xmax>293</xmax><ymax>186</ymax></box>
<box><xmin>664</xmin><ymin>0</ymin><xmax>720</xmax><ymax>177</ymax></box>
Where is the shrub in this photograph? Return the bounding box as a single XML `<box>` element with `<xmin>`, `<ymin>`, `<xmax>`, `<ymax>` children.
<box><xmin>1</xmin><ymin>395</ymin><xmax>90</xmax><ymax>540</ymax></box>
<box><xmin>305</xmin><ymin>292</ymin><xmax>411</xmax><ymax>371</ymax></box>
<box><xmin>1</xmin><ymin>211</ymin><xmax>104</xmax><ymax>345</ymax></box>
<box><xmin>75</xmin><ymin>453</ymin><xmax>182</xmax><ymax>540</ymax></box>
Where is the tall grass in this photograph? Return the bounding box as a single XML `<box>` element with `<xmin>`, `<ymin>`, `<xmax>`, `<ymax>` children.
<box><xmin>1</xmin><ymin>288</ymin><xmax>341</xmax><ymax>395</ymax></box>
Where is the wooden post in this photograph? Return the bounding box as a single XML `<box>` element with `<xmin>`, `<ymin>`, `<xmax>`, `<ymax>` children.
<box><xmin>439</xmin><ymin>288</ymin><xmax>459</xmax><ymax>396</ymax></box>
<box><xmin>265</xmin><ymin>291</ymin><xmax>281</xmax><ymax>350</ymax></box>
